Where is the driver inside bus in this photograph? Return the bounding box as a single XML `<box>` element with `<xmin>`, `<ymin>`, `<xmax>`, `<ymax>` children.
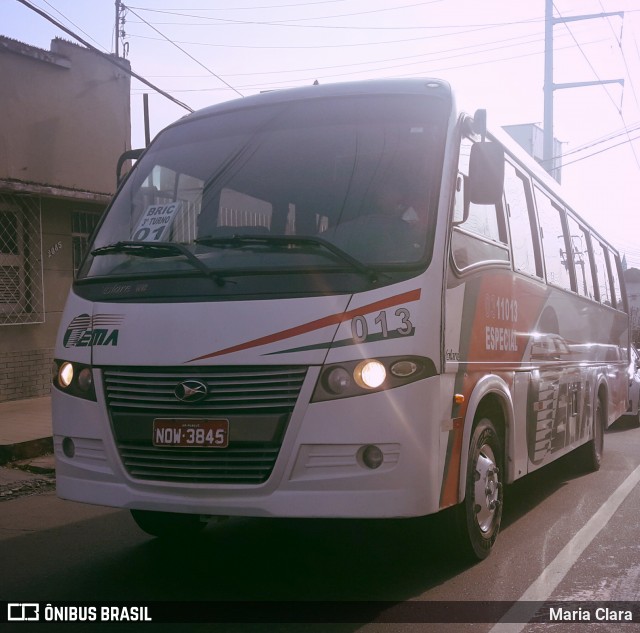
<box><xmin>376</xmin><ymin>183</ymin><xmax>421</xmax><ymax>226</ymax></box>
<box><xmin>322</xmin><ymin>180</ymin><xmax>426</xmax><ymax>262</ymax></box>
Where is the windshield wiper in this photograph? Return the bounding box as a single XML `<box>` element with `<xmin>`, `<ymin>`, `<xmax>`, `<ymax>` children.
<box><xmin>194</xmin><ymin>234</ymin><xmax>381</xmax><ymax>283</ymax></box>
<box><xmin>91</xmin><ymin>241</ymin><xmax>227</xmax><ymax>285</ymax></box>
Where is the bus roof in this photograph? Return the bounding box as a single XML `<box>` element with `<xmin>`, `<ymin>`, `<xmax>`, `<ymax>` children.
<box><xmin>173</xmin><ymin>78</ymin><xmax>453</xmax><ymax>125</ymax></box>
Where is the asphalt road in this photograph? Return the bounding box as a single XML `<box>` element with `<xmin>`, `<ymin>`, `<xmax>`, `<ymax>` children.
<box><xmin>1</xmin><ymin>416</ymin><xmax>639</xmax><ymax>633</ymax></box>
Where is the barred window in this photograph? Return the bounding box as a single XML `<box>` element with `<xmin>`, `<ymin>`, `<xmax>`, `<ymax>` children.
<box><xmin>0</xmin><ymin>195</ymin><xmax>44</xmax><ymax>325</ymax></box>
<box><xmin>72</xmin><ymin>210</ymin><xmax>101</xmax><ymax>273</ymax></box>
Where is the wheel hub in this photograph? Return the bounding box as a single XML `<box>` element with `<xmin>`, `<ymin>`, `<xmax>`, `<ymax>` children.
<box><xmin>474</xmin><ymin>447</ymin><xmax>501</xmax><ymax>533</ymax></box>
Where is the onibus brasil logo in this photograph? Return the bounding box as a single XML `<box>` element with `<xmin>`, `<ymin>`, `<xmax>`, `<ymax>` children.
<box><xmin>63</xmin><ymin>314</ymin><xmax>123</xmax><ymax>348</ymax></box>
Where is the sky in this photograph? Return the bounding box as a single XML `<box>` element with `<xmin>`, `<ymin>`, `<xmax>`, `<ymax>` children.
<box><xmin>3</xmin><ymin>0</ymin><xmax>640</xmax><ymax>269</ymax></box>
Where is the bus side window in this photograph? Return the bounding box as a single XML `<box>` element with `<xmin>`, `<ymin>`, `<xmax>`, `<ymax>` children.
<box><xmin>534</xmin><ymin>186</ymin><xmax>573</xmax><ymax>293</ymax></box>
<box><xmin>452</xmin><ymin>137</ymin><xmax>509</xmax><ymax>270</ymax></box>
<box><xmin>591</xmin><ymin>238</ymin><xmax>613</xmax><ymax>306</ymax></box>
<box><xmin>566</xmin><ymin>215</ymin><xmax>596</xmax><ymax>300</ymax></box>
<box><xmin>504</xmin><ymin>162</ymin><xmax>541</xmax><ymax>278</ymax></box>
<box><xmin>609</xmin><ymin>249</ymin><xmax>626</xmax><ymax>311</ymax></box>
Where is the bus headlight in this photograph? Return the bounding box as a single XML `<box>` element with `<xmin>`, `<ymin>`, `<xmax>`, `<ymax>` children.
<box><xmin>58</xmin><ymin>362</ymin><xmax>74</xmax><ymax>388</ymax></box>
<box><xmin>53</xmin><ymin>359</ymin><xmax>97</xmax><ymax>401</ymax></box>
<box><xmin>312</xmin><ymin>356</ymin><xmax>435</xmax><ymax>402</ymax></box>
<box><xmin>355</xmin><ymin>360</ymin><xmax>386</xmax><ymax>389</ymax></box>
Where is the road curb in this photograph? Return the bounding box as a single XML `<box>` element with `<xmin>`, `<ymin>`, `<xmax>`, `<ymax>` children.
<box><xmin>0</xmin><ymin>437</ymin><xmax>53</xmax><ymax>466</ymax></box>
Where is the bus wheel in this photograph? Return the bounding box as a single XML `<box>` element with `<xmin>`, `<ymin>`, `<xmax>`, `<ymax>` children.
<box><xmin>130</xmin><ymin>509</ymin><xmax>207</xmax><ymax>538</ymax></box>
<box><xmin>457</xmin><ymin>418</ymin><xmax>504</xmax><ymax>561</ymax></box>
<box><xmin>580</xmin><ymin>397</ymin><xmax>605</xmax><ymax>472</ymax></box>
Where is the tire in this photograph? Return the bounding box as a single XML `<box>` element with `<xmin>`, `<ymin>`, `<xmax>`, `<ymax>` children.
<box><xmin>455</xmin><ymin>417</ymin><xmax>504</xmax><ymax>561</ymax></box>
<box><xmin>579</xmin><ymin>396</ymin><xmax>605</xmax><ymax>472</ymax></box>
<box><xmin>130</xmin><ymin>509</ymin><xmax>207</xmax><ymax>538</ymax></box>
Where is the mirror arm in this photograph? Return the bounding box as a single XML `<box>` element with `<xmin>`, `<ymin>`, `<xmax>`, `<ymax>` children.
<box><xmin>117</xmin><ymin>148</ymin><xmax>145</xmax><ymax>185</ymax></box>
<box><xmin>473</xmin><ymin>109</ymin><xmax>487</xmax><ymax>142</ymax></box>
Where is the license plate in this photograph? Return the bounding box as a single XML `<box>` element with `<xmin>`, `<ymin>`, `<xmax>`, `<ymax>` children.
<box><xmin>153</xmin><ymin>419</ymin><xmax>229</xmax><ymax>448</ymax></box>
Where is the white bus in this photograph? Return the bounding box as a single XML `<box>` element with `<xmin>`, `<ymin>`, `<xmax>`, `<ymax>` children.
<box><xmin>52</xmin><ymin>79</ymin><xmax>629</xmax><ymax>559</ymax></box>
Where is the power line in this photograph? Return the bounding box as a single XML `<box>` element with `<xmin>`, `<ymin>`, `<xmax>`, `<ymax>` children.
<box><xmin>561</xmin><ymin>131</ymin><xmax>640</xmax><ymax>168</ymax></box>
<box><xmin>126</xmin><ymin>2</ymin><xmax>457</xmax><ymax>30</ymax></box>
<box><xmin>40</xmin><ymin>0</ymin><xmax>108</xmax><ymax>52</ymax></box>
<box><xmin>124</xmin><ymin>18</ymin><xmax>543</xmax><ymax>50</ymax></box>
<box><xmin>142</xmin><ymin>0</ymin><xmax>350</xmax><ymax>9</ymax></box>
<box><xmin>553</xmin><ymin>2</ymin><xmax>640</xmax><ymax>170</ymax></box>
<box><xmin>131</xmin><ymin>34</ymin><xmax>609</xmax><ymax>93</ymax></box>
<box><xmin>598</xmin><ymin>0</ymin><xmax>640</xmax><ymax>111</ymax></box>
<box><xmin>598</xmin><ymin>0</ymin><xmax>640</xmax><ymax>110</ymax></box>
<box><xmin>14</xmin><ymin>0</ymin><xmax>194</xmax><ymax>113</ymax></box>
<box><xmin>141</xmin><ymin>29</ymin><xmax>553</xmax><ymax>79</ymax></box>
<box><xmin>561</xmin><ymin>121</ymin><xmax>640</xmax><ymax>158</ymax></box>
<box><xmin>136</xmin><ymin>28</ymin><xmax>611</xmax><ymax>85</ymax></box>
<box><xmin>124</xmin><ymin>5</ymin><xmax>640</xmax><ymax>30</ymax></box>
<box><xmin>124</xmin><ymin>5</ymin><xmax>243</xmax><ymax>97</ymax></box>
<box><xmin>125</xmin><ymin>4</ymin><xmax>542</xmax><ymax>30</ymax></box>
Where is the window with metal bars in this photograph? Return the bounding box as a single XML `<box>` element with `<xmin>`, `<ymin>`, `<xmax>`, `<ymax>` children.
<box><xmin>0</xmin><ymin>195</ymin><xmax>44</xmax><ymax>325</ymax></box>
<box><xmin>71</xmin><ymin>210</ymin><xmax>101</xmax><ymax>273</ymax></box>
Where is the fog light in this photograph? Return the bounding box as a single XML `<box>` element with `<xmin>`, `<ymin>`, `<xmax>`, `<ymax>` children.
<box><xmin>325</xmin><ymin>367</ymin><xmax>352</xmax><ymax>394</ymax></box>
<box><xmin>58</xmin><ymin>362</ymin><xmax>74</xmax><ymax>388</ymax></box>
<box><xmin>77</xmin><ymin>367</ymin><xmax>93</xmax><ymax>392</ymax></box>
<box><xmin>355</xmin><ymin>360</ymin><xmax>386</xmax><ymax>389</ymax></box>
<box><xmin>62</xmin><ymin>437</ymin><xmax>75</xmax><ymax>458</ymax></box>
<box><xmin>362</xmin><ymin>444</ymin><xmax>384</xmax><ymax>469</ymax></box>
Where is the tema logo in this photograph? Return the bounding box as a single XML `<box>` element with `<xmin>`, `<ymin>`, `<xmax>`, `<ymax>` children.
<box><xmin>63</xmin><ymin>314</ymin><xmax>123</xmax><ymax>348</ymax></box>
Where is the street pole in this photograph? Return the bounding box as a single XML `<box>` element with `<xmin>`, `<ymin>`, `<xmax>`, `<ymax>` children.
<box><xmin>543</xmin><ymin>0</ymin><xmax>554</xmax><ymax>178</ymax></box>
<box><xmin>115</xmin><ymin>0</ymin><xmax>120</xmax><ymax>58</ymax></box>
<box><xmin>542</xmin><ymin>1</ymin><xmax>624</xmax><ymax>180</ymax></box>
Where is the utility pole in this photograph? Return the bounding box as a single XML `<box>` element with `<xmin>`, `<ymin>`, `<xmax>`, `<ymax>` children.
<box><xmin>543</xmin><ymin>0</ymin><xmax>624</xmax><ymax>180</ymax></box>
<box><xmin>115</xmin><ymin>0</ymin><xmax>120</xmax><ymax>57</ymax></box>
<box><xmin>115</xmin><ymin>1</ymin><xmax>127</xmax><ymax>58</ymax></box>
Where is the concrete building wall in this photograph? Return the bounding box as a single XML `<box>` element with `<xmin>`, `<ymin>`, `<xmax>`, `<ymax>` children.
<box><xmin>0</xmin><ymin>37</ymin><xmax>130</xmax><ymax>193</ymax></box>
<box><xmin>0</xmin><ymin>36</ymin><xmax>130</xmax><ymax>402</ymax></box>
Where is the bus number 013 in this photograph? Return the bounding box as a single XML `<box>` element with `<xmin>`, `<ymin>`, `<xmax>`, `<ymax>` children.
<box><xmin>351</xmin><ymin>308</ymin><xmax>413</xmax><ymax>343</ymax></box>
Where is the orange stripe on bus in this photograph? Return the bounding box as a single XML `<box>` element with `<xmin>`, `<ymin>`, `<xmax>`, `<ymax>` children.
<box><xmin>440</xmin><ymin>418</ymin><xmax>464</xmax><ymax>508</ymax></box>
<box><xmin>187</xmin><ymin>288</ymin><xmax>421</xmax><ymax>362</ymax></box>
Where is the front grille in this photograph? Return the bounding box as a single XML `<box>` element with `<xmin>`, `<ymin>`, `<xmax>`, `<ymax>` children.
<box><xmin>118</xmin><ymin>445</ymin><xmax>281</xmax><ymax>484</ymax></box>
<box><xmin>103</xmin><ymin>366</ymin><xmax>307</xmax><ymax>414</ymax></box>
<box><xmin>102</xmin><ymin>366</ymin><xmax>307</xmax><ymax>484</ymax></box>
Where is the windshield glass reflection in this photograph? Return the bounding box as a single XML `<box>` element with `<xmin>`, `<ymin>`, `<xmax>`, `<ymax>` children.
<box><xmin>80</xmin><ymin>94</ymin><xmax>448</xmax><ymax>280</ymax></box>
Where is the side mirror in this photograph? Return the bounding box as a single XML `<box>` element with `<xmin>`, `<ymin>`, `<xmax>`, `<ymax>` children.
<box><xmin>117</xmin><ymin>148</ymin><xmax>145</xmax><ymax>185</ymax></box>
<box><xmin>472</xmin><ymin>109</ymin><xmax>487</xmax><ymax>139</ymax></box>
<box><xmin>468</xmin><ymin>141</ymin><xmax>504</xmax><ymax>205</ymax></box>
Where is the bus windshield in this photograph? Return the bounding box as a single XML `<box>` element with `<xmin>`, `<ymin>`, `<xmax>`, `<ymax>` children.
<box><xmin>79</xmin><ymin>94</ymin><xmax>449</xmax><ymax>282</ymax></box>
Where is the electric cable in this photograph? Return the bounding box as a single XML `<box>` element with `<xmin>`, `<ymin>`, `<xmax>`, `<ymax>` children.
<box><xmin>124</xmin><ymin>5</ymin><xmax>243</xmax><ymax>97</ymax></box>
<box><xmin>15</xmin><ymin>0</ymin><xmax>194</xmax><ymax>113</ymax></box>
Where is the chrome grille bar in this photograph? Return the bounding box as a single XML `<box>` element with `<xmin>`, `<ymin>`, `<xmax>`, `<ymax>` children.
<box><xmin>103</xmin><ymin>365</ymin><xmax>307</xmax><ymax>413</ymax></box>
<box><xmin>103</xmin><ymin>365</ymin><xmax>307</xmax><ymax>484</ymax></box>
